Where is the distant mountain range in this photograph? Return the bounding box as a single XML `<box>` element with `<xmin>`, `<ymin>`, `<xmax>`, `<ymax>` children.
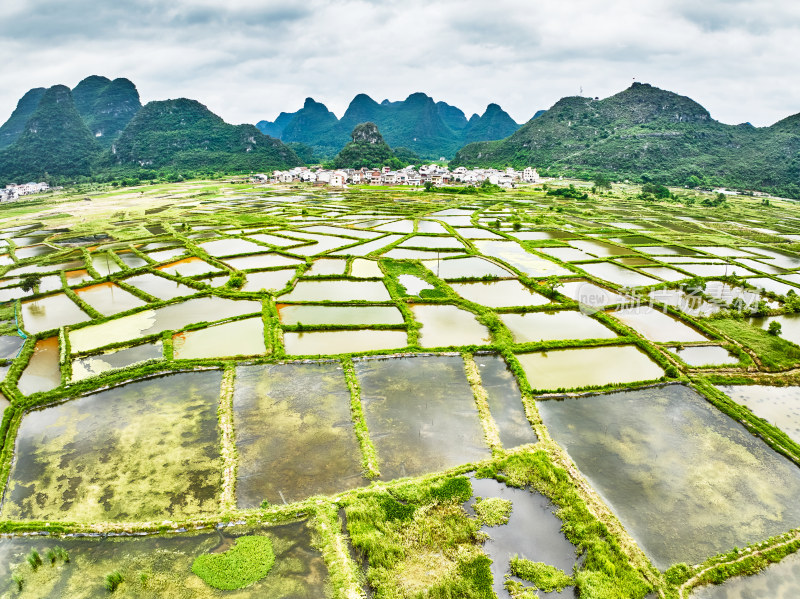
<box><xmin>256</xmin><ymin>93</ymin><xmax>523</xmax><ymax>160</ymax></box>
<box><xmin>0</xmin><ymin>77</ymin><xmax>798</xmax><ymax>198</ymax></box>
<box><xmin>0</xmin><ymin>76</ymin><xmax>302</xmax><ymax>183</ymax></box>
<box><xmin>453</xmin><ymin>82</ymin><xmax>800</xmax><ymax>198</ymax></box>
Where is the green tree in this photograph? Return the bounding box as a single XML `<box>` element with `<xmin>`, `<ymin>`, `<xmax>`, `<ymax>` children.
<box><xmin>592</xmin><ymin>173</ymin><xmax>612</xmax><ymax>190</ymax></box>
<box><xmin>768</xmin><ymin>321</ymin><xmax>782</xmax><ymax>336</ymax></box>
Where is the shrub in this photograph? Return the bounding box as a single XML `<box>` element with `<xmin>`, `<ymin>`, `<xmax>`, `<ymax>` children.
<box><xmin>768</xmin><ymin>321</ymin><xmax>782</xmax><ymax>336</ymax></box>
<box><xmin>26</xmin><ymin>549</ymin><xmax>42</xmax><ymax>571</ymax></box>
<box><xmin>105</xmin><ymin>571</ymin><xmax>124</xmax><ymax>592</ymax></box>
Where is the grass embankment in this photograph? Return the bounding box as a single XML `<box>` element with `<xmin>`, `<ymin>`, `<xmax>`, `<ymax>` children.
<box><xmin>708</xmin><ymin>318</ymin><xmax>800</xmax><ymax>370</ymax></box>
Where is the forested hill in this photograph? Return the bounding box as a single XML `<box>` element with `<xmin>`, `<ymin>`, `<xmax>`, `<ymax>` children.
<box><xmin>451</xmin><ymin>82</ymin><xmax>800</xmax><ymax>199</ymax></box>
<box><xmin>256</xmin><ymin>92</ymin><xmax>524</xmax><ymax>159</ymax></box>
<box><xmin>108</xmin><ymin>98</ymin><xmax>302</xmax><ymax>171</ymax></box>
<box><xmin>0</xmin><ymin>76</ymin><xmax>302</xmax><ymax>183</ymax></box>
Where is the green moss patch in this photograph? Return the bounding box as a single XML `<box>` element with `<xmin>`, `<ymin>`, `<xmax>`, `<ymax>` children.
<box><xmin>473</xmin><ymin>497</ymin><xmax>512</xmax><ymax>526</ymax></box>
<box><xmin>192</xmin><ymin>536</ymin><xmax>275</xmax><ymax>590</ymax></box>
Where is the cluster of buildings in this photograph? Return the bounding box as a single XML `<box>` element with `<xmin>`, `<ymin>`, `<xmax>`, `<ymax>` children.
<box><xmin>0</xmin><ymin>182</ymin><xmax>49</xmax><ymax>202</ymax></box>
<box><xmin>261</xmin><ymin>165</ymin><xmax>540</xmax><ymax>188</ymax></box>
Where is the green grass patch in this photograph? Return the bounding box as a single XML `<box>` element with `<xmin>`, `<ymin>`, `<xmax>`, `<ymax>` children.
<box><xmin>473</xmin><ymin>497</ymin><xmax>512</xmax><ymax>526</ymax></box>
<box><xmin>191</xmin><ymin>535</ymin><xmax>275</xmax><ymax>590</ymax></box>
<box><xmin>509</xmin><ymin>556</ymin><xmax>573</xmax><ymax>592</ymax></box>
<box><xmin>708</xmin><ymin>318</ymin><xmax>800</xmax><ymax>370</ymax></box>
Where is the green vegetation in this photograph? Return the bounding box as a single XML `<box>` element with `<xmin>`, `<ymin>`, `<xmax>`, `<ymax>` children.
<box><xmin>508</xmin><ymin>556</ymin><xmax>573</xmax><ymax>592</ymax></box>
<box><xmin>191</xmin><ymin>535</ymin><xmax>276</xmax><ymax>590</ymax></box>
<box><xmin>332</xmin><ymin>122</ymin><xmax>407</xmax><ymax>169</ymax></box>
<box><xmin>72</xmin><ymin>75</ymin><xmax>141</xmax><ymax>147</ymax></box>
<box><xmin>478</xmin><ymin>452</ymin><xmax>654</xmax><ymax>598</ymax></box>
<box><xmin>473</xmin><ymin>496</ymin><xmax>512</xmax><ymax>526</ymax></box>
<box><xmin>709</xmin><ymin>318</ymin><xmax>800</xmax><ymax>370</ymax></box>
<box><xmin>0</xmin><ymin>85</ymin><xmax>101</xmax><ymax>182</ymax></box>
<box><xmin>104</xmin><ymin>570</ymin><xmax>124</xmax><ymax>592</ymax></box>
<box><xmin>452</xmin><ymin>82</ymin><xmax>800</xmax><ymax>199</ymax></box>
<box><xmin>257</xmin><ymin>92</ymin><xmax>520</xmax><ymax>160</ymax></box>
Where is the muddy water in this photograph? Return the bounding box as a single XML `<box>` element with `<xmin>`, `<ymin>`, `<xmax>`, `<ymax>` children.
<box><xmin>75</xmin><ymin>282</ymin><xmax>148</xmax><ymax>316</ymax></box>
<box><xmin>538</xmin><ymin>385</ymin><xmax>800</xmax><ymax>568</ymax></box>
<box><xmin>233</xmin><ymin>362</ymin><xmax>366</xmax><ymax>507</ymax></box>
<box><xmin>17</xmin><ymin>337</ymin><xmax>61</xmax><ymax>395</ymax></box>
<box><xmin>71</xmin><ymin>341</ymin><xmax>163</xmax><ymax>381</ymax></box>
<box><xmin>423</xmin><ymin>255</ymin><xmax>515</xmax><ymax>279</ymax></box>
<box><xmin>2</xmin><ymin>371</ymin><xmax>223</xmax><ymax>522</ymax></box>
<box><xmin>748</xmin><ymin>314</ymin><xmax>800</xmax><ymax>346</ymax></box>
<box><xmin>610</xmin><ymin>306</ymin><xmax>708</xmax><ymax>342</ymax></box>
<box><xmin>476</xmin><ymin>355</ymin><xmax>537</xmax><ymax>448</ymax></box>
<box><xmin>69</xmin><ymin>297</ymin><xmax>261</xmax><ymax>352</ymax></box>
<box><xmin>500</xmin><ymin>311</ymin><xmax>617</xmax><ymax>343</ymax></box>
<box><xmin>450</xmin><ymin>280</ymin><xmax>550</xmax><ymax>308</ymax></box>
<box><xmin>355</xmin><ymin>355</ymin><xmax>490</xmax><ymax>480</ymax></box>
<box><xmin>282</xmin><ymin>280</ymin><xmax>391</xmax><ymax>302</ymax></box>
<box><xmin>350</xmin><ymin>259</ymin><xmax>383</xmax><ymax>278</ymax></box>
<box><xmin>466</xmin><ymin>477</ymin><xmax>576</xmax><ymax>599</ymax></box>
<box><xmin>173</xmin><ymin>317</ymin><xmax>266</xmax><ymax>359</ymax></box>
<box><xmin>517</xmin><ymin>345</ymin><xmax>664</xmax><ymax>390</ymax></box>
<box><xmin>671</xmin><ymin>345</ymin><xmax>738</xmax><ymax>367</ymax></box>
<box><xmin>158</xmin><ymin>257</ymin><xmax>221</xmax><ymax>277</ymax></box>
<box><xmin>283</xmin><ymin>330</ymin><xmax>407</xmax><ymax>355</ymax></box>
<box><xmin>199</xmin><ymin>238</ymin><xmax>267</xmax><ymax>257</ymax></box>
<box><xmin>121</xmin><ymin>272</ymin><xmax>198</xmax><ymax>300</ymax></box>
<box><xmin>21</xmin><ymin>293</ymin><xmax>90</xmax><ymax>334</ymax></box>
<box><xmin>304</xmin><ymin>258</ymin><xmax>348</xmax><ymax>276</ymax></box>
<box><xmin>399</xmin><ymin>235</ymin><xmax>466</xmax><ymax>249</ymax></box>
<box><xmin>558</xmin><ymin>279</ymin><xmax>629</xmax><ymax>308</ymax></box>
<box><xmin>411</xmin><ymin>304</ymin><xmax>491</xmax><ymax>348</ymax></box>
<box><xmin>474</xmin><ymin>240</ymin><xmax>572</xmax><ymax>277</ymax></box>
<box><xmin>278</xmin><ymin>305</ymin><xmax>404</xmax><ymax>326</ymax></box>
<box><xmin>91</xmin><ymin>253</ymin><xmax>123</xmax><ymax>276</ymax></box>
<box><xmin>241</xmin><ymin>269</ymin><xmax>296</xmax><ymax>292</ymax></box>
<box><xmin>0</xmin><ymin>520</ymin><xmax>328</xmax><ymax>598</ymax></box>
<box><xmin>718</xmin><ymin>385</ymin><xmax>800</xmax><ymax>445</ymax></box>
<box><xmin>578</xmin><ymin>262</ymin><xmax>660</xmax><ymax>288</ymax></box>
<box><xmin>330</xmin><ymin>235</ymin><xmax>403</xmax><ymax>256</ymax></box>
<box><xmin>570</xmin><ymin>239</ymin><xmax>632</xmax><ymax>257</ymax></box>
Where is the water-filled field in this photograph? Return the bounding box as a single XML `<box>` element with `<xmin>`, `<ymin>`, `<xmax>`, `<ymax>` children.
<box><xmin>539</xmin><ymin>384</ymin><xmax>800</xmax><ymax>568</ymax></box>
<box><xmin>0</xmin><ymin>181</ymin><xmax>799</xmax><ymax>597</ymax></box>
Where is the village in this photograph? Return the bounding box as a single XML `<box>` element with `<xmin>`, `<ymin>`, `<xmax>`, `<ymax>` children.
<box><xmin>0</xmin><ymin>181</ymin><xmax>49</xmax><ymax>202</ymax></box>
<box><xmin>263</xmin><ymin>165</ymin><xmax>541</xmax><ymax>188</ymax></box>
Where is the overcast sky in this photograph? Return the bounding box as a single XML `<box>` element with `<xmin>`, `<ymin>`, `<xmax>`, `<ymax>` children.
<box><xmin>1</xmin><ymin>0</ymin><xmax>799</xmax><ymax>128</ymax></box>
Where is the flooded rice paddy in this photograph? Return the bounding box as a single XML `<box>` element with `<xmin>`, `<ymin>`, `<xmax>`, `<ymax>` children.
<box><xmin>2</xmin><ymin>371</ymin><xmax>223</xmax><ymax>522</ymax></box>
<box><xmin>2</xmin><ymin>185</ymin><xmax>800</xmax><ymax>595</ymax></box>
<box><xmin>500</xmin><ymin>310</ymin><xmax>617</xmax><ymax>343</ymax></box>
<box><xmin>538</xmin><ymin>385</ymin><xmax>800</xmax><ymax>568</ymax></box>
<box><xmin>517</xmin><ymin>345</ymin><xmax>664</xmax><ymax>390</ymax></box>
<box><xmin>718</xmin><ymin>385</ymin><xmax>800</xmax><ymax>445</ymax></box>
<box><xmin>283</xmin><ymin>329</ymin><xmax>408</xmax><ymax>355</ymax></box>
<box><xmin>0</xmin><ymin>520</ymin><xmax>328</xmax><ymax>598</ymax></box>
<box><xmin>355</xmin><ymin>355</ymin><xmax>490</xmax><ymax>479</ymax></box>
<box><xmin>233</xmin><ymin>363</ymin><xmax>365</xmax><ymax>506</ymax></box>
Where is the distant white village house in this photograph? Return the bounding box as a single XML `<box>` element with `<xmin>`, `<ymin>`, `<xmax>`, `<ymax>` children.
<box><xmin>0</xmin><ymin>182</ymin><xmax>49</xmax><ymax>202</ymax></box>
<box><xmin>266</xmin><ymin>165</ymin><xmax>539</xmax><ymax>188</ymax></box>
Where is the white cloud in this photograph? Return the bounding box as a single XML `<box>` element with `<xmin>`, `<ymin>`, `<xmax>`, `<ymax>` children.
<box><xmin>1</xmin><ymin>0</ymin><xmax>799</xmax><ymax>128</ymax></box>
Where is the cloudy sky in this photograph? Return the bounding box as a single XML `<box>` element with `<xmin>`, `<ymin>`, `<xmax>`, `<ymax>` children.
<box><xmin>1</xmin><ymin>0</ymin><xmax>799</xmax><ymax>127</ymax></box>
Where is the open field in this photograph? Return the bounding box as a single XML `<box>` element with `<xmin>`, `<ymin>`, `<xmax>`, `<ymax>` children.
<box><xmin>0</xmin><ymin>179</ymin><xmax>799</xmax><ymax>596</ymax></box>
